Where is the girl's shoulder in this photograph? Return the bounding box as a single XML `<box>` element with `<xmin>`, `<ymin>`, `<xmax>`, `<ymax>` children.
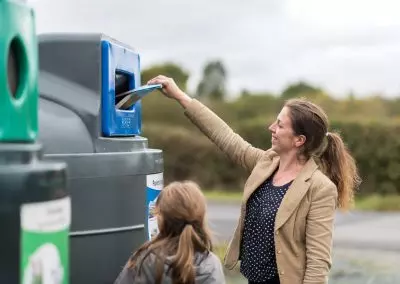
<box><xmin>194</xmin><ymin>251</ymin><xmax>226</xmax><ymax>283</ymax></box>
<box><xmin>197</xmin><ymin>251</ymin><xmax>222</xmax><ymax>266</ymax></box>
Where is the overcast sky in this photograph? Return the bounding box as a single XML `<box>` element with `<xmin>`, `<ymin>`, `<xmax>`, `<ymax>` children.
<box><xmin>29</xmin><ymin>0</ymin><xmax>400</xmax><ymax>98</ymax></box>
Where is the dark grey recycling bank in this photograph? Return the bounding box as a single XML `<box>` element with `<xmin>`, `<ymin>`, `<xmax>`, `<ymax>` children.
<box><xmin>37</xmin><ymin>33</ymin><xmax>164</xmax><ymax>284</ymax></box>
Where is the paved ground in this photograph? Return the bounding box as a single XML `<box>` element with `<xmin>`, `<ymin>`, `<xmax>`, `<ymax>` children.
<box><xmin>207</xmin><ymin>201</ymin><xmax>400</xmax><ymax>250</ymax></box>
<box><xmin>207</xmin><ymin>201</ymin><xmax>400</xmax><ymax>284</ymax></box>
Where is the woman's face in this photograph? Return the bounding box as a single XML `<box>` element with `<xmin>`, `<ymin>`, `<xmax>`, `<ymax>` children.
<box><xmin>268</xmin><ymin>106</ymin><xmax>304</xmax><ymax>154</ymax></box>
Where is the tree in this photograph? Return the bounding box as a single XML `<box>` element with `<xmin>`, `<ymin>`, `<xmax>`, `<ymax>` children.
<box><xmin>240</xmin><ymin>89</ymin><xmax>251</xmax><ymax>98</ymax></box>
<box><xmin>281</xmin><ymin>81</ymin><xmax>322</xmax><ymax>100</ymax></box>
<box><xmin>196</xmin><ymin>60</ymin><xmax>227</xmax><ymax>100</ymax></box>
<box><xmin>141</xmin><ymin>63</ymin><xmax>190</xmax><ymax>91</ymax></box>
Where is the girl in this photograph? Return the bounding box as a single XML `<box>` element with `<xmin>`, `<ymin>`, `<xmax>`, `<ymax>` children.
<box><xmin>114</xmin><ymin>181</ymin><xmax>225</xmax><ymax>284</ymax></box>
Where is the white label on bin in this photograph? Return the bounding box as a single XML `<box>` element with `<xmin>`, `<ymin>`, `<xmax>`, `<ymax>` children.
<box><xmin>21</xmin><ymin>198</ymin><xmax>71</xmax><ymax>232</ymax></box>
<box><xmin>146</xmin><ymin>173</ymin><xmax>164</xmax><ymax>240</ymax></box>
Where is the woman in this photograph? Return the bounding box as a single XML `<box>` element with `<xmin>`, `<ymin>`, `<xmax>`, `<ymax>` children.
<box><xmin>147</xmin><ymin>75</ymin><xmax>361</xmax><ymax>284</ymax></box>
<box><xmin>114</xmin><ymin>181</ymin><xmax>225</xmax><ymax>284</ymax></box>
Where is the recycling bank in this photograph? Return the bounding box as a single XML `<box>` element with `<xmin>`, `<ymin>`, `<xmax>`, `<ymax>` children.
<box><xmin>37</xmin><ymin>33</ymin><xmax>164</xmax><ymax>284</ymax></box>
<box><xmin>0</xmin><ymin>2</ymin><xmax>70</xmax><ymax>284</ymax></box>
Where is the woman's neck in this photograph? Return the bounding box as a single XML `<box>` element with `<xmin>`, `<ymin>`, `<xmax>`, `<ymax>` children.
<box><xmin>278</xmin><ymin>151</ymin><xmax>306</xmax><ymax>173</ymax></box>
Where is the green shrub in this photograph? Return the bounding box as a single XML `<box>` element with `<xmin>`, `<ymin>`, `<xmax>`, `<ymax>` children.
<box><xmin>143</xmin><ymin>124</ymin><xmax>248</xmax><ymax>190</ymax></box>
<box><xmin>141</xmin><ymin>96</ymin><xmax>400</xmax><ymax>196</ymax></box>
<box><xmin>143</xmin><ymin>119</ymin><xmax>400</xmax><ymax>196</ymax></box>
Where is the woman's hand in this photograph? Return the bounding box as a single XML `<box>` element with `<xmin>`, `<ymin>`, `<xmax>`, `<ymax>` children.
<box><xmin>147</xmin><ymin>75</ymin><xmax>192</xmax><ymax>107</ymax></box>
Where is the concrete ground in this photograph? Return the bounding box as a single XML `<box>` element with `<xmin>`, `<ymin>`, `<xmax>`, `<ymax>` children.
<box><xmin>207</xmin><ymin>201</ymin><xmax>400</xmax><ymax>284</ymax></box>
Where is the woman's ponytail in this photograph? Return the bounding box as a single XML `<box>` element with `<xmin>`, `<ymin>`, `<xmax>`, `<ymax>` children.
<box><xmin>320</xmin><ymin>132</ymin><xmax>361</xmax><ymax>210</ymax></box>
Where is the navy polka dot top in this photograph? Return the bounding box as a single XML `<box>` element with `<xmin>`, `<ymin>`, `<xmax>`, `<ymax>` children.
<box><xmin>240</xmin><ymin>176</ymin><xmax>292</xmax><ymax>282</ymax></box>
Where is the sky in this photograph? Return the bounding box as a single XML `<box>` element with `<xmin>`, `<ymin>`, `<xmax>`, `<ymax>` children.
<box><xmin>28</xmin><ymin>0</ymin><xmax>400</xmax><ymax>98</ymax></box>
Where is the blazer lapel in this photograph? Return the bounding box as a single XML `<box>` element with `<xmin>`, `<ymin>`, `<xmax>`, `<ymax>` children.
<box><xmin>275</xmin><ymin>158</ymin><xmax>319</xmax><ymax>231</ymax></box>
<box><xmin>242</xmin><ymin>155</ymin><xmax>280</xmax><ymax>204</ymax></box>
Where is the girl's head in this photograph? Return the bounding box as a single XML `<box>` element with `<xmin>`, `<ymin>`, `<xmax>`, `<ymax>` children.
<box><xmin>129</xmin><ymin>181</ymin><xmax>213</xmax><ymax>284</ymax></box>
<box><xmin>155</xmin><ymin>181</ymin><xmax>209</xmax><ymax>241</ymax></box>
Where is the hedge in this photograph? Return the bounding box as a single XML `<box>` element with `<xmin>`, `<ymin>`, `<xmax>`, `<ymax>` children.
<box><xmin>143</xmin><ymin>120</ymin><xmax>400</xmax><ymax>196</ymax></box>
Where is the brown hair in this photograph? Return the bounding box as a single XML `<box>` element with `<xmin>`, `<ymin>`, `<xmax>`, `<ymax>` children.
<box><xmin>284</xmin><ymin>98</ymin><xmax>361</xmax><ymax>210</ymax></box>
<box><xmin>127</xmin><ymin>181</ymin><xmax>213</xmax><ymax>284</ymax></box>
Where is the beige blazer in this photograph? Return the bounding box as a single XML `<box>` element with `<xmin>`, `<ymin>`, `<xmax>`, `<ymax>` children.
<box><xmin>184</xmin><ymin>99</ymin><xmax>338</xmax><ymax>284</ymax></box>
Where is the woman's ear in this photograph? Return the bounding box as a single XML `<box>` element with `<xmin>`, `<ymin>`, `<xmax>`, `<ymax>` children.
<box><xmin>295</xmin><ymin>134</ymin><xmax>306</xmax><ymax>148</ymax></box>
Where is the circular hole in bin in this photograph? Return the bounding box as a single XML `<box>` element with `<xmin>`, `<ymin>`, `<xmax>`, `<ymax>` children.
<box><xmin>7</xmin><ymin>37</ymin><xmax>27</xmax><ymax>99</ymax></box>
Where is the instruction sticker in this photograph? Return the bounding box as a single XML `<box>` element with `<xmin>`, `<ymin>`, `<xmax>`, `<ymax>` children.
<box><xmin>20</xmin><ymin>197</ymin><xmax>71</xmax><ymax>284</ymax></box>
<box><xmin>146</xmin><ymin>173</ymin><xmax>163</xmax><ymax>240</ymax></box>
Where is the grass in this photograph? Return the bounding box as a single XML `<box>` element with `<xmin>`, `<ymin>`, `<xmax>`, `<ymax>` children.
<box><xmin>203</xmin><ymin>189</ymin><xmax>242</xmax><ymax>203</ymax></box>
<box><xmin>354</xmin><ymin>194</ymin><xmax>400</xmax><ymax>211</ymax></box>
<box><xmin>204</xmin><ymin>189</ymin><xmax>400</xmax><ymax>211</ymax></box>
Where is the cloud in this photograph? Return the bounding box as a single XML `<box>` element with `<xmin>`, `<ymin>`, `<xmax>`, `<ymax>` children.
<box><xmin>30</xmin><ymin>0</ymin><xmax>400</xmax><ymax>97</ymax></box>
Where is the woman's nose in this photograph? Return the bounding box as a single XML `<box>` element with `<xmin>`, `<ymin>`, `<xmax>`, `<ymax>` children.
<box><xmin>268</xmin><ymin>122</ymin><xmax>275</xmax><ymax>132</ymax></box>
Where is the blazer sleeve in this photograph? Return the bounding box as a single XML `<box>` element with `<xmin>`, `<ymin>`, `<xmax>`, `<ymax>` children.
<box><xmin>303</xmin><ymin>183</ymin><xmax>338</xmax><ymax>284</ymax></box>
<box><xmin>184</xmin><ymin>99</ymin><xmax>265</xmax><ymax>172</ymax></box>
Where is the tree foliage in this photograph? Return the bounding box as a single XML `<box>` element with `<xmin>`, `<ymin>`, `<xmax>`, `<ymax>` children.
<box><xmin>141</xmin><ymin>62</ymin><xmax>190</xmax><ymax>92</ymax></box>
<box><xmin>140</xmin><ymin>62</ymin><xmax>400</xmax><ymax>195</ymax></box>
<box><xmin>281</xmin><ymin>81</ymin><xmax>323</xmax><ymax>100</ymax></box>
<box><xmin>196</xmin><ymin>60</ymin><xmax>227</xmax><ymax>100</ymax></box>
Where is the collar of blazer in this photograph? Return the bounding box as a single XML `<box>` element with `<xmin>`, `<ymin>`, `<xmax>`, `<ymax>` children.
<box><xmin>242</xmin><ymin>154</ymin><xmax>319</xmax><ymax>231</ymax></box>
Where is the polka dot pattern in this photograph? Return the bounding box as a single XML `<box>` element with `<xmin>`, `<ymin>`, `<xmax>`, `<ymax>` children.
<box><xmin>240</xmin><ymin>177</ymin><xmax>292</xmax><ymax>282</ymax></box>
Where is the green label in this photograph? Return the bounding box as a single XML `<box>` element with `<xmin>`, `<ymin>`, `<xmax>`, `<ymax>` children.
<box><xmin>20</xmin><ymin>197</ymin><xmax>71</xmax><ymax>284</ymax></box>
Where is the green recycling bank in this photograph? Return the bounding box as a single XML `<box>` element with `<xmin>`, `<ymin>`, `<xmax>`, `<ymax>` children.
<box><xmin>0</xmin><ymin>1</ymin><xmax>70</xmax><ymax>284</ymax></box>
<box><xmin>37</xmin><ymin>33</ymin><xmax>164</xmax><ymax>284</ymax></box>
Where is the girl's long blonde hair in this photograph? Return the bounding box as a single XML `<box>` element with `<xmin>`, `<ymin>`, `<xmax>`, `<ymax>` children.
<box><xmin>128</xmin><ymin>181</ymin><xmax>213</xmax><ymax>284</ymax></box>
